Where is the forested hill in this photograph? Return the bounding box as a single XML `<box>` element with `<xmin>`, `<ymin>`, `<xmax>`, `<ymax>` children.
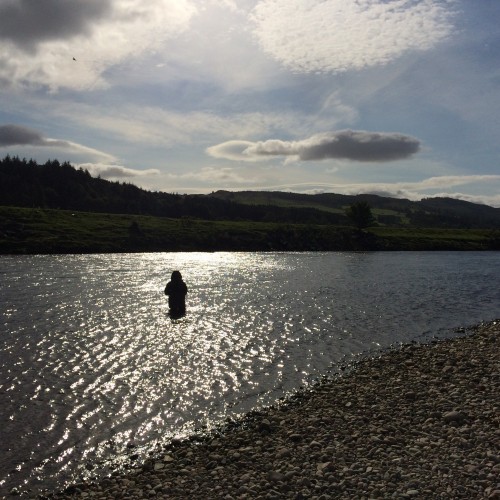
<box><xmin>0</xmin><ymin>156</ymin><xmax>345</xmax><ymax>225</ymax></box>
<box><xmin>1</xmin><ymin>155</ymin><xmax>500</xmax><ymax>229</ymax></box>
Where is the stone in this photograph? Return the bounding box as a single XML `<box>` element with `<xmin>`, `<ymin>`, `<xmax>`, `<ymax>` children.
<box><xmin>267</xmin><ymin>471</ymin><xmax>285</xmax><ymax>482</ymax></box>
<box><xmin>276</xmin><ymin>447</ymin><xmax>292</xmax><ymax>458</ymax></box>
<box><xmin>317</xmin><ymin>462</ymin><xmax>335</xmax><ymax>473</ymax></box>
<box><xmin>443</xmin><ymin>410</ymin><xmax>467</xmax><ymax>424</ymax></box>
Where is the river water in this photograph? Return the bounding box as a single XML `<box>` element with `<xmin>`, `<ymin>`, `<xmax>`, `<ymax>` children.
<box><xmin>1</xmin><ymin>251</ymin><xmax>499</xmax><ymax>496</ymax></box>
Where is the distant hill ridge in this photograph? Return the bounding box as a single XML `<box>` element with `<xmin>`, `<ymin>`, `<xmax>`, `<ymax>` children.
<box><xmin>1</xmin><ymin>155</ymin><xmax>499</xmax><ymax>229</ymax></box>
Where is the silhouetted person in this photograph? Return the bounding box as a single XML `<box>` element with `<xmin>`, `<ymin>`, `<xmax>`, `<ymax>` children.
<box><xmin>165</xmin><ymin>270</ymin><xmax>188</xmax><ymax>318</ymax></box>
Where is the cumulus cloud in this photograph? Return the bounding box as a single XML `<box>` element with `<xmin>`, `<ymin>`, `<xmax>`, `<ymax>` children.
<box><xmin>251</xmin><ymin>0</ymin><xmax>457</xmax><ymax>73</ymax></box>
<box><xmin>0</xmin><ymin>124</ymin><xmax>115</xmax><ymax>161</ymax></box>
<box><xmin>207</xmin><ymin>130</ymin><xmax>421</xmax><ymax>162</ymax></box>
<box><xmin>78</xmin><ymin>163</ymin><xmax>160</xmax><ymax>179</ymax></box>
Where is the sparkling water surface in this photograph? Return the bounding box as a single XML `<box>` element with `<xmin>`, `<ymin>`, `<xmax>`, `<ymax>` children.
<box><xmin>1</xmin><ymin>251</ymin><xmax>499</xmax><ymax>496</ymax></box>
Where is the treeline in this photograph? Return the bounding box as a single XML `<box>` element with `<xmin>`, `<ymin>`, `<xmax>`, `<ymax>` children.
<box><xmin>1</xmin><ymin>156</ymin><xmax>500</xmax><ymax>229</ymax></box>
<box><xmin>0</xmin><ymin>156</ymin><xmax>345</xmax><ymax>225</ymax></box>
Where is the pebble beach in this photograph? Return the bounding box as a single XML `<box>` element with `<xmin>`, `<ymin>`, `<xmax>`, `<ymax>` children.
<box><xmin>45</xmin><ymin>321</ymin><xmax>499</xmax><ymax>500</ymax></box>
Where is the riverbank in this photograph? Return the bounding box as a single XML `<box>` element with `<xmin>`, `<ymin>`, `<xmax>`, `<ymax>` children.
<box><xmin>2</xmin><ymin>205</ymin><xmax>499</xmax><ymax>253</ymax></box>
<box><xmin>43</xmin><ymin>321</ymin><xmax>500</xmax><ymax>499</ymax></box>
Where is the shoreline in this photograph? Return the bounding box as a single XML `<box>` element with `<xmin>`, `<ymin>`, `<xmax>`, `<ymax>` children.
<box><xmin>43</xmin><ymin>321</ymin><xmax>500</xmax><ymax>499</ymax></box>
<box><xmin>2</xmin><ymin>206</ymin><xmax>500</xmax><ymax>254</ymax></box>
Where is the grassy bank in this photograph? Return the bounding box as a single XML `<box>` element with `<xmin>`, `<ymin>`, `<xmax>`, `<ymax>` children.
<box><xmin>1</xmin><ymin>206</ymin><xmax>499</xmax><ymax>254</ymax></box>
<box><xmin>370</xmin><ymin>226</ymin><xmax>500</xmax><ymax>250</ymax></box>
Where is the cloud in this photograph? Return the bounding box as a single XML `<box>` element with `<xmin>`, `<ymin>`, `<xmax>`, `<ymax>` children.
<box><xmin>262</xmin><ymin>175</ymin><xmax>500</xmax><ymax>207</ymax></box>
<box><xmin>344</xmin><ymin>175</ymin><xmax>500</xmax><ymax>195</ymax></box>
<box><xmin>412</xmin><ymin>175</ymin><xmax>500</xmax><ymax>190</ymax></box>
<box><xmin>45</xmin><ymin>98</ymin><xmax>346</xmax><ymax>149</ymax></box>
<box><xmin>207</xmin><ymin>130</ymin><xmax>421</xmax><ymax>162</ymax></box>
<box><xmin>251</xmin><ymin>0</ymin><xmax>457</xmax><ymax>73</ymax></box>
<box><xmin>206</xmin><ymin>140</ymin><xmax>258</xmax><ymax>161</ymax></box>
<box><xmin>167</xmin><ymin>166</ymin><xmax>254</xmax><ymax>185</ymax></box>
<box><xmin>0</xmin><ymin>0</ymin><xmax>112</xmax><ymax>52</ymax></box>
<box><xmin>0</xmin><ymin>124</ymin><xmax>46</xmax><ymax>146</ymax></box>
<box><xmin>78</xmin><ymin>163</ymin><xmax>160</xmax><ymax>179</ymax></box>
<box><xmin>0</xmin><ymin>0</ymin><xmax>197</xmax><ymax>90</ymax></box>
<box><xmin>0</xmin><ymin>124</ymin><xmax>115</xmax><ymax>161</ymax></box>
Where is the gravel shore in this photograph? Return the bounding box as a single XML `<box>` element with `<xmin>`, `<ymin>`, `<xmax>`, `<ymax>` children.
<box><xmin>48</xmin><ymin>321</ymin><xmax>499</xmax><ymax>500</ymax></box>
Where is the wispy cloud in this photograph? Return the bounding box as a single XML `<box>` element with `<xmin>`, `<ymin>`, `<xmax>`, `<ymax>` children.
<box><xmin>43</xmin><ymin>97</ymin><xmax>354</xmax><ymax>149</ymax></box>
<box><xmin>167</xmin><ymin>166</ymin><xmax>254</xmax><ymax>185</ymax></box>
<box><xmin>73</xmin><ymin>107</ymin><xmax>296</xmax><ymax>147</ymax></box>
<box><xmin>207</xmin><ymin>130</ymin><xmax>421</xmax><ymax>162</ymax></box>
<box><xmin>78</xmin><ymin>162</ymin><xmax>160</xmax><ymax>179</ymax></box>
<box><xmin>411</xmin><ymin>175</ymin><xmax>500</xmax><ymax>190</ymax></box>
<box><xmin>251</xmin><ymin>0</ymin><xmax>457</xmax><ymax>73</ymax></box>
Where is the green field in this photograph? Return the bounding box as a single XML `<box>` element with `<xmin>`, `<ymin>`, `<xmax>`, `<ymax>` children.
<box><xmin>1</xmin><ymin>206</ymin><xmax>499</xmax><ymax>254</ymax></box>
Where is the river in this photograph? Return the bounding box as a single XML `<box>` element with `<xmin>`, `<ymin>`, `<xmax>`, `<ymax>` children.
<box><xmin>1</xmin><ymin>251</ymin><xmax>499</xmax><ymax>496</ymax></box>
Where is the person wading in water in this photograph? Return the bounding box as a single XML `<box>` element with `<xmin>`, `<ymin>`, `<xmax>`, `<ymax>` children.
<box><xmin>164</xmin><ymin>270</ymin><xmax>188</xmax><ymax>318</ymax></box>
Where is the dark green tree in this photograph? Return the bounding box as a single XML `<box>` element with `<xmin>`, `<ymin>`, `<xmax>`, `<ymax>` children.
<box><xmin>345</xmin><ymin>201</ymin><xmax>376</xmax><ymax>230</ymax></box>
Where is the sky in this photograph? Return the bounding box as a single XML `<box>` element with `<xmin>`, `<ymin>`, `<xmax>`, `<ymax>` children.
<box><xmin>1</xmin><ymin>0</ymin><xmax>499</xmax><ymax>207</ymax></box>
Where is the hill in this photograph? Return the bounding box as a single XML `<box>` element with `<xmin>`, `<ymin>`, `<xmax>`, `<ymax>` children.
<box><xmin>208</xmin><ymin>190</ymin><xmax>500</xmax><ymax>229</ymax></box>
<box><xmin>1</xmin><ymin>155</ymin><xmax>500</xmax><ymax>229</ymax></box>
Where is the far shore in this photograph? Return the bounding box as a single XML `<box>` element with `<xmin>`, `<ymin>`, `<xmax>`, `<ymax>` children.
<box><xmin>2</xmin><ymin>205</ymin><xmax>500</xmax><ymax>254</ymax></box>
<box><xmin>42</xmin><ymin>320</ymin><xmax>500</xmax><ymax>499</ymax></box>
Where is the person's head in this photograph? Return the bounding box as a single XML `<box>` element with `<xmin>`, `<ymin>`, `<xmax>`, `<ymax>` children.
<box><xmin>171</xmin><ymin>270</ymin><xmax>182</xmax><ymax>281</ymax></box>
